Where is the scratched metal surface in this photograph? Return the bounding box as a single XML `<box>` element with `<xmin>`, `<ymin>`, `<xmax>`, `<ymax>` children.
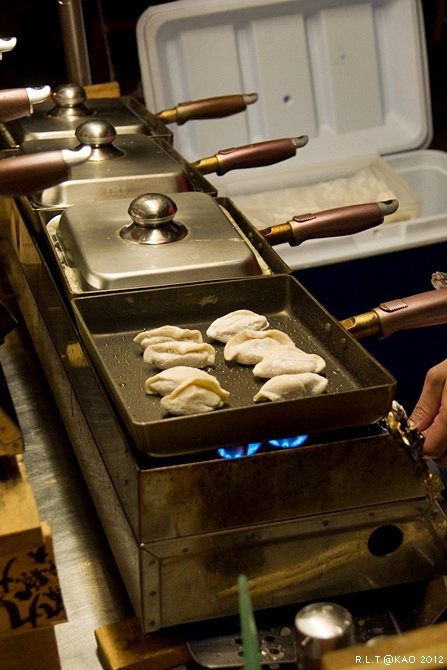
<box><xmin>0</xmin><ymin>321</ymin><xmax>133</xmax><ymax>669</ymax></box>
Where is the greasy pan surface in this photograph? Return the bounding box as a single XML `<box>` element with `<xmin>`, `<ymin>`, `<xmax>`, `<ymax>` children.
<box><xmin>72</xmin><ymin>275</ymin><xmax>396</xmax><ymax>457</ymax></box>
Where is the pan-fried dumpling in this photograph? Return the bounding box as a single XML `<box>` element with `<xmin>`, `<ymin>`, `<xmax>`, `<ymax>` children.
<box><xmin>224</xmin><ymin>329</ymin><xmax>295</xmax><ymax>365</ymax></box>
<box><xmin>161</xmin><ymin>376</ymin><xmax>230</xmax><ymax>415</ymax></box>
<box><xmin>253</xmin><ymin>373</ymin><xmax>328</xmax><ymax>403</ymax></box>
<box><xmin>134</xmin><ymin>325</ymin><xmax>202</xmax><ymax>350</ymax></box>
<box><xmin>145</xmin><ymin>366</ymin><xmax>215</xmax><ymax>396</ymax></box>
<box><xmin>206</xmin><ymin>309</ymin><xmax>269</xmax><ymax>343</ymax></box>
<box><xmin>143</xmin><ymin>340</ymin><xmax>215</xmax><ymax>369</ymax></box>
<box><xmin>253</xmin><ymin>346</ymin><xmax>326</xmax><ymax>378</ymax></box>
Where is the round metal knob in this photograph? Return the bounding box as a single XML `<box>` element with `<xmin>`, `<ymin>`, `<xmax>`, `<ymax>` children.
<box><xmin>53</xmin><ymin>83</ymin><xmax>86</xmax><ymax>107</ymax></box>
<box><xmin>75</xmin><ymin>119</ymin><xmax>116</xmax><ymax>146</ymax></box>
<box><xmin>75</xmin><ymin>119</ymin><xmax>123</xmax><ymax>160</ymax></box>
<box><xmin>120</xmin><ymin>193</ymin><xmax>188</xmax><ymax>245</ymax></box>
<box><xmin>46</xmin><ymin>83</ymin><xmax>93</xmax><ymax>118</ymax></box>
<box><xmin>295</xmin><ymin>603</ymin><xmax>354</xmax><ymax>670</ymax></box>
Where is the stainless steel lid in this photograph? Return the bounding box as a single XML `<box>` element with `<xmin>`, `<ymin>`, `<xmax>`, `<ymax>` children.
<box><xmin>46</xmin><ymin>191</ymin><xmax>264</xmax><ymax>292</ymax></box>
<box><xmin>20</xmin><ymin>119</ymin><xmax>214</xmax><ymax>207</ymax></box>
<box><xmin>0</xmin><ymin>83</ymin><xmax>172</xmax><ymax>147</ymax></box>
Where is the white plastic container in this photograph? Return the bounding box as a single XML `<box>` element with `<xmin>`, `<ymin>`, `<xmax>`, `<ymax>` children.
<box><xmin>136</xmin><ymin>0</ymin><xmax>446</xmax><ymax>270</ymax></box>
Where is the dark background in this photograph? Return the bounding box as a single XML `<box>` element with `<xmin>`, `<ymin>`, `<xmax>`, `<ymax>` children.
<box><xmin>0</xmin><ymin>1</ymin><xmax>445</xmax><ymax>140</ymax></box>
<box><xmin>1</xmin><ymin>1</ymin><xmax>447</xmax><ymax>412</ymax></box>
<box><xmin>0</xmin><ymin>1</ymin><xmax>445</xmax><ymax>149</ymax></box>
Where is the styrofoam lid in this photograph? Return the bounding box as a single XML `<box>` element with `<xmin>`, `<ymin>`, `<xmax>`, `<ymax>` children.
<box><xmin>137</xmin><ymin>0</ymin><xmax>432</xmax><ymax>187</ymax></box>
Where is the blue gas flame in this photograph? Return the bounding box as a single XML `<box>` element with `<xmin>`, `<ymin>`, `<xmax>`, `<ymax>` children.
<box><xmin>268</xmin><ymin>435</ymin><xmax>308</xmax><ymax>448</ymax></box>
<box><xmin>217</xmin><ymin>443</ymin><xmax>262</xmax><ymax>459</ymax></box>
<box><xmin>217</xmin><ymin>435</ymin><xmax>308</xmax><ymax>459</ymax></box>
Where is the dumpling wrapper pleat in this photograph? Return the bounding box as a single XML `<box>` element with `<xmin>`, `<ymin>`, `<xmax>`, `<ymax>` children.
<box><xmin>206</xmin><ymin>309</ymin><xmax>269</xmax><ymax>343</ymax></box>
<box><xmin>253</xmin><ymin>373</ymin><xmax>328</xmax><ymax>402</ymax></box>
<box><xmin>143</xmin><ymin>341</ymin><xmax>215</xmax><ymax>369</ymax></box>
<box><xmin>134</xmin><ymin>325</ymin><xmax>202</xmax><ymax>350</ymax></box>
<box><xmin>253</xmin><ymin>346</ymin><xmax>326</xmax><ymax>378</ymax></box>
<box><xmin>161</xmin><ymin>377</ymin><xmax>230</xmax><ymax>415</ymax></box>
<box><xmin>224</xmin><ymin>329</ymin><xmax>295</xmax><ymax>365</ymax></box>
<box><xmin>145</xmin><ymin>366</ymin><xmax>216</xmax><ymax>396</ymax></box>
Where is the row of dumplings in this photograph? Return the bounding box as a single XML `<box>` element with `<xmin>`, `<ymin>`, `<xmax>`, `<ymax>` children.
<box><xmin>133</xmin><ymin>309</ymin><xmax>328</xmax><ymax>416</ymax></box>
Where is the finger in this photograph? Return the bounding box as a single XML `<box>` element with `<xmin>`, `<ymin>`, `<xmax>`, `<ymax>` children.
<box><xmin>409</xmin><ymin>364</ymin><xmax>447</xmax><ymax>430</ymax></box>
<box><xmin>428</xmin><ymin>454</ymin><xmax>447</xmax><ymax>469</ymax></box>
<box><xmin>421</xmin><ymin>405</ymin><xmax>447</xmax><ymax>460</ymax></box>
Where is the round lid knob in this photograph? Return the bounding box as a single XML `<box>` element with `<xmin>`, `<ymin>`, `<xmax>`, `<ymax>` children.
<box><xmin>120</xmin><ymin>193</ymin><xmax>188</xmax><ymax>245</ymax></box>
<box><xmin>52</xmin><ymin>83</ymin><xmax>87</xmax><ymax>108</ymax></box>
<box><xmin>74</xmin><ymin>119</ymin><xmax>123</xmax><ymax>160</ymax></box>
<box><xmin>75</xmin><ymin>119</ymin><xmax>116</xmax><ymax>147</ymax></box>
<box><xmin>47</xmin><ymin>83</ymin><xmax>93</xmax><ymax>118</ymax></box>
<box><xmin>129</xmin><ymin>193</ymin><xmax>177</xmax><ymax>227</ymax></box>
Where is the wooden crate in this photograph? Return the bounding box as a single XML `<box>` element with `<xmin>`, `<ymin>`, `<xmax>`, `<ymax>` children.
<box><xmin>0</xmin><ymin>454</ymin><xmax>66</xmax><ymax>668</ymax></box>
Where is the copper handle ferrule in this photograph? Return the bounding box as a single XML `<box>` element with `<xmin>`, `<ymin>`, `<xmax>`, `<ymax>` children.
<box><xmin>339</xmin><ymin>312</ymin><xmax>381</xmax><ymax>339</ymax></box>
<box><xmin>191</xmin><ymin>155</ymin><xmax>221</xmax><ymax>175</ymax></box>
<box><xmin>259</xmin><ymin>222</ymin><xmax>294</xmax><ymax>246</ymax></box>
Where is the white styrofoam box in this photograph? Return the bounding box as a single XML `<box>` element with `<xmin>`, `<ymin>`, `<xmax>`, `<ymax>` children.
<box><xmin>221</xmin><ymin>152</ymin><xmax>422</xmax><ymax>223</ymax></box>
<box><xmin>136</xmin><ymin>0</ymin><xmax>447</xmax><ymax>269</ymax></box>
<box><xmin>276</xmin><ymin>150</ymin><xmax>447</xmax><ymax>269</ymax></box>
<box><xmin>137</xmin><ymin>0</ymin><xmax>431</xmax><ymax>165</ymax></box>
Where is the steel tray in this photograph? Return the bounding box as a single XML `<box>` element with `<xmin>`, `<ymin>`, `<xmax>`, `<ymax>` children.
<box><xmin>71</xmin><ymin>275</ymin><xmax>396</xmax><ymax>456</ymax></box>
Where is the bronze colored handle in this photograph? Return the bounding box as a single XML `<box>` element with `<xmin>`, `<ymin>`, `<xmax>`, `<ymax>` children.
<box><xmin>0</xmin><ymin>88</ymin><xmax>31</xmax><ymax>122</ymax></box>
<box><xmin>260</xmin><ymin>200</ymin><xmax>399</xmax><ymax>247</ymax></box>
<box><xmin>0</xmin><ymin>86</ymin><xmax>51</xmax><ymax>122</ymax></box>
<box><xmin>192</xmin><ymin>135</ymin><xmax>308</xmax><ymax>176</ymax></box>
<box><xmin>377</xmin><ymin>288</ymin><xmax>447</xmax><ymax>338</ymax></box>
<box><xmin>340</xmin><ymin>287</ymin><xmax>447</xmax><ymax>340</ymax></box>
<box><xmin>0</xmin><ymin>146</ymin><xmax>91</xmax><ymax>197</ymax></box>
<box><xmin>157</xmin><ymin>93</ymin><xmax>258</xmax><ymax>125</ymax></box>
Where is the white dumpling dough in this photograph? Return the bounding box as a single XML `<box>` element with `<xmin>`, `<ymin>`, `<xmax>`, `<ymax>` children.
<box><xmin>206</xmin><ymin>309</ymin><xmax>269</xmax><ymax>343</ymax></box>
<box><xmin>224</xmin><ymin>329</ymin><xmax>295</xmax><ymax>365</ymax></box>
<box><xmin>161</xmin><ymin>377</ymin><xmax>230</xmax><ymax>415</ymax></box>
<box><xmin>145</xmin><ymin>366</ymin><xmax>215</xmax><ymax>396</ymax></box>
<box><xmin>253</xmin><ymin>373</ymin><xmax>328</xmax><ymax>403</ymax></box>
<box><xmin>143</xmin><ymin>341</ymin><xmax>215</xmax><ymax>369</ymax></box>
<box><xmin>253</xmin><ymin>346</ymin><xmax>326</xmax><ymax>378</ymax></box>
<box><xmin>134</xmin><ymin>325</ymin><xmax>202</xmax><ymax>350</ymax></box>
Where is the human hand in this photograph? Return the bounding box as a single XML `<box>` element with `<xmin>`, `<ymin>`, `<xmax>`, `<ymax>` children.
<box><xmin>408</xmin><ymin>359</ymin><xmax>447</xmax><ymax>468</ymax></box>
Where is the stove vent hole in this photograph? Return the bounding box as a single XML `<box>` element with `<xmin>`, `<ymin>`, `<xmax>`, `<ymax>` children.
<box><xmin>367</xmin><ymin>524</ymin><xmax>403</xmax><ymax>557</ymax></box>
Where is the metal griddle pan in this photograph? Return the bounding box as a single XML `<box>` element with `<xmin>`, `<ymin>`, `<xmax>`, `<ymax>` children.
<box><xmin>72</xmin><ymin>275</ymin><xmax>396</xmax><ymax>457</ymax></box>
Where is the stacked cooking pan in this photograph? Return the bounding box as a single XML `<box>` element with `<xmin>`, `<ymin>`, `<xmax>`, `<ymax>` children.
<box><xmin>0</xmin><ymin>79</ymin><xmax>407</xmax><ymax>458</ymax></box>
<box><xmin>3</xmin><ymin>76</ymin><xmax>447</xmax><ymax>457</ymax></box>
<box><xmin>2</xmin><ymin>66</ymin><xmax>447</xmax><ymax>634</ymax></box>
